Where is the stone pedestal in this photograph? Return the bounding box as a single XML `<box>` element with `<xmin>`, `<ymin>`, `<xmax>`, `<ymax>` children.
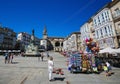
<box><xmin>24</xmin><ymin>43</ymin><xmax>40</xmax><ymax>56</ymax></box>
<box><xmin>24</xmin><ymin>29</ymin><xmax>40</xmax><ymax>57</ymax></box>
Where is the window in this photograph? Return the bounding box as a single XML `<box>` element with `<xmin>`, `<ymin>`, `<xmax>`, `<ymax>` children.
<box><xmin>94</xmin><ymin>19</ymin><xmax>96</xmax><ymax>25</ymax></box>
<box><xmin>100</xmin><ymin>29</ymin><xmax>103</xmax><ymax>37</ymax></box>
<box><xmin>96</xmin><ymin>30</ymin><xmax>99</xmax><ymax>38</ymax></box>
<box><xmin>107</xmin><ymin>11</ymin><xmax>110</xmax><ymax>20</ymax></box>
<box><xmin>108</xmin><ymin>26</ymin><xmax>110</xmax><ymax>32</ymax></box>
<box><xmin>107</xmin><ymin>11</ymin><xmax>109</xmax><ymax>15</ymax></box>
<box><xmin>102</xmin><ymin>13</ymin><xmax>104</xmax><ymax>22</ymax></box>
<box><xmin>105</xmin><ymin>27</ymin><xmax>107</xmax><ymax>34</ymax></box>
<box><xmin>109</xmin><ymin>25</ymin><xmax>113</xmax><ymax>36</ymax></box>
<box><xmin>108</xmin><ymin>26</ymin><xmax>111</xmax><ymax>36</ymax></box>
<box><xmin>98</xmin><ymin>16</ymin><xmax>100</xmax><ymax>24</ymax></box>
<box><xmin>115</xmin><ymin>8</ymin><xmax>119</xmax><ymax>15</ymax></box>
<box><xmin>105</xmin><ymin>12</ymin><xmax>108</xmax><ymax>20</ymax></box>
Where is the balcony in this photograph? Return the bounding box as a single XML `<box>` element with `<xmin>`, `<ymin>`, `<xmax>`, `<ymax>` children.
<box><xmin>116</xmin><ymin>31</ymin><xmax>120</xmax><ymax>36</ymax></box>
<box><xmin>113</xmin><ymin>11</ymin><xmax>120</xmax><ymax>22</ymax></box>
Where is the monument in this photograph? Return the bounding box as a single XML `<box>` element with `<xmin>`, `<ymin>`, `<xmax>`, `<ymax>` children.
<box><xmin>24</xmin><ymin>29</ymin><xmax>40</xmax><ymax>56</ymax></box>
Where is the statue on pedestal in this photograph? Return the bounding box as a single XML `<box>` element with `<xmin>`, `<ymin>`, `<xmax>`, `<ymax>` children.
<box><xmin>24</xmin><ymin>29</ymin><xmax>40</xmax><ymax>56</ymax></box>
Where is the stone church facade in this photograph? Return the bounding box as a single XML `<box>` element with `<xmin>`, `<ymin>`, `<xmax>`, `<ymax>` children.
<box><xmin>40</xmin><ymin>26</ymin><xmax>64</xmax><ymax>52</ymax></box>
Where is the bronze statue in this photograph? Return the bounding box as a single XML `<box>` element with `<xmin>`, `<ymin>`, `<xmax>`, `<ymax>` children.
<box><xmin>32</xmin><ymin>29</ymin><xmax>34</xmax><ymax>36</ymax></box>
<box><xmin>31</xmin><ymin>29</ymin><xmax>35</xmax><ymax>44</ymax></box>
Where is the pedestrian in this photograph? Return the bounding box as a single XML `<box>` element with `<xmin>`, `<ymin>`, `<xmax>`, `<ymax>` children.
<box><xmin>38</xmin><ymin>53</ymin><xmax>41</xmax><ymax>61</ymax></box>
<box><xmin>41</xmin><ymin>52</ymin><xmax>44</xmax><ymax>61</ymax></box>
<box><xmin>48</xmin><ymin>56</ymin><xmax>54</xmax><ymax>81</ymax></box>
<box><xmin>10</xmin><ymin>53</ymin><xmax>14</xmax><ymax>63</ymax></box>
<box><xmin>8</xmin><ymin>53</ymin><xmax>11</xmax><ymax>63</ymax></box>
<box><xmin>5</xmin><ymin>52</ymin><xmax>8</xmax><ymax>64</ymax></box>
<box><xmin>47</xmin><ymin>51</ymin><xmax>49</xmax><ymax>58</ymax></box>
<box><xmin>103</xmin><ymin>64</ymin><xmax>109</xmax><ymax>76</ymax></box>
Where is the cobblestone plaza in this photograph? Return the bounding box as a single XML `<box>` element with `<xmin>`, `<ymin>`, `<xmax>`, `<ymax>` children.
<box><xmin>0</xmin><ymin>51</ymin><xmax>120</xmax><ymax>84</ymax></box>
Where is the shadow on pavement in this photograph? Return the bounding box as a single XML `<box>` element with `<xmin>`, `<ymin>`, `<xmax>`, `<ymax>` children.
<box><xmin>54</xmin><ymin>77</ymin><xmax>65</xmax><ymax>81</ymax></box>
<box><xmin>12</xmin><ymin>62</ymin><xmax>19</xmax><ymax>64</ymax></box>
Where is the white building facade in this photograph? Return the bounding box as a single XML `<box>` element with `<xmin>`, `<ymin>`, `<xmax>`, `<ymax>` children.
<box><xmin>63</xmin><ymin>39</ymin><xmax>68</xmax><ymax>51</ymax></box>
<box><xmin>93</xmin><ymin>8</ymin><xmax>117</xmax><ymax>49</ymax></box>
<box><xmin>63</xmin><ymin>32</ymin><xmax>81</xmax><ymax>51</ymax></box>
<box><xmin>80</xmin><ymin>23</ymin><xmax>91</xmax><ymax>41</ymax></box>
<box><xmin>110</xmin><ymin>0</ymin><xmax>120</xmax><ymax>48</ymax></box>
<box><xmin>17</xmin><ymin>32</ymin><xmax>40</xmax><ymax>47</ymax></box>
<box><xmin>80</xmin><ymin>19</ymin><xmax>95</xmax><ymax>51</ymax></box>
<box><xmin>17</xmin><ymin>32</ymin><xmax>31</xmax><ymax>46</ymax></box>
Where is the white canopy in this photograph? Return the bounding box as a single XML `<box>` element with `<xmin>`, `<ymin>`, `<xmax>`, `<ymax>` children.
<box><xmin>99</xmin><ymin>47</ymin><xmax>117</xmax><ymax>53</ymax></box>
<box><xmin>115</xmin><ymin>48</ymin><xmax>120</xmax><ymax>53</ymax></box>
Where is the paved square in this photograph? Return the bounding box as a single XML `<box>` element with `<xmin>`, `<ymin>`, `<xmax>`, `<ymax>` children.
<box><xmin>0</xmin><ymin>52</ymin><xmax>120</xmax><ymax>84</ymax></box>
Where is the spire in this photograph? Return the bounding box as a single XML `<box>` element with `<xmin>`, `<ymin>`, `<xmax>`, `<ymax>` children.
<box><xmin>43</xmin><ymin>25</ymin><xmax>47</xmax><ymax>35</ymax></box>
<box><xmin>43</xmin><ymin>25</ymin><xmax>48</xmax><ymax>39</ymax></box>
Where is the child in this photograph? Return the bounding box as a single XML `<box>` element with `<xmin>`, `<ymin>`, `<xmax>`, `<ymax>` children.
<box><xmin>103</xmin><ymin>64</ymin><xmax>111</xmax><ymax>76</ymax></box>
<box><xmin>106</xmin><ymin>61</ymin><xmax>111</xmax><ymax>71</ymax></box>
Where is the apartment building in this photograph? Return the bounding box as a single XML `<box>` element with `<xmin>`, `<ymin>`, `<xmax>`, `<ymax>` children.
<box><xmin>91</xmin><ymin>0</ymin><xmax>120</xmax><ymax>49</ymax></box>
<box><xmin>17</xmin><ymin>32</ymin><xmax>31</xmax><ymax>46</ymax></box>
<box><xmin>80</xmin><ymin>23</ymin><xmax>91</xmax><ymax>41</ymax></box>
<box><xmin>17</xmin><ymin>32</ymin><xmax>40</xmax><ymax>49</ymax></box>
<box><xmin>110</xmin><ymin>0</ymin><xmax>120</xmax><ymax>47</ymax></box>
<box><xmin>0</xmin><ymin>27</ymin><xmax>16</xmax><ymax>50</ymax></box>
<box><xmin>63</xmin><ymin>32</ymin><xmax>81</xmax><ymax>51</ymax></box>
<box><xmin>92</xmin><ymin>5</ymin><xmax>118</xmax><ymax>49</ymax></box>
<box><xmin>80</xmin><ymin>19</ymin><xmax>95</xmax><ymax>50</ymax></box>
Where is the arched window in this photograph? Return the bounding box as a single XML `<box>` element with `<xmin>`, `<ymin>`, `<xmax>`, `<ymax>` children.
<box><xmin>55</xmin><ymin>41</ymin><xmax>60</xmax><ymax>47</ymax></box>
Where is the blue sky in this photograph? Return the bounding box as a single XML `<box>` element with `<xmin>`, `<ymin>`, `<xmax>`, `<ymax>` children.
<box><xmin>0</xmin><ymin>0</ymin><xmax>112</xmax><ymax>38</ymax></box>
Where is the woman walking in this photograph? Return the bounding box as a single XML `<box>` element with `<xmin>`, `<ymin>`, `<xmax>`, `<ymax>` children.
<box><xmin>10</xmin><ymin>53</ymin><xmax>14</xmax><ymax>63</ymax></box>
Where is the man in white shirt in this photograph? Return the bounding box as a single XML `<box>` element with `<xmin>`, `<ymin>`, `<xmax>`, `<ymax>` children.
<box><xmin>48</xmin><ymin>56</ymin><xmax>54</xmax><ymax>81</ymax></box>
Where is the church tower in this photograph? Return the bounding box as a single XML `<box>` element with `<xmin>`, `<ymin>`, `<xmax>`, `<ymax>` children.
<box><xmin>40</xmin><ymin>25</ymin><xmax>48</xmax><ymax>50</ymax></box>
<box><xmin>43</xmin><ymin>25</ymin><xmax>48</xmax><ymax>39</ymax></box>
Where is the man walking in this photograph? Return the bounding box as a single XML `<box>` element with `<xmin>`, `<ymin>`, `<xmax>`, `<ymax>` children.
<box><xmin>41</xmin><ymin>52</ymin><xmax>44</xmax><ymax>61</ymax></box>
